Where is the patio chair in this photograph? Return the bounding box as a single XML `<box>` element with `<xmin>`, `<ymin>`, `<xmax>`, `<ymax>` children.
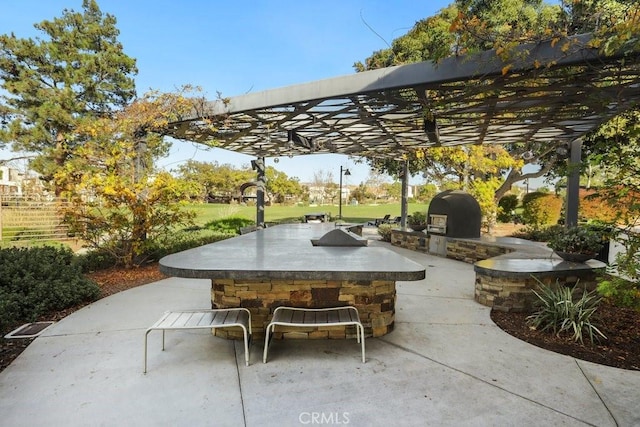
<box><xmin>367</xmin><ymin>214</ymin><xmax>390</xmax><ymax>226</ymax></box>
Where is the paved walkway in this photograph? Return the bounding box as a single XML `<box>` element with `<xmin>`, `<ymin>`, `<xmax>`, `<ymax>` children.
<box><xmin>1</xmin><ymin>239</ymin><xmax>639</xmax><ymax>426</ymax></box>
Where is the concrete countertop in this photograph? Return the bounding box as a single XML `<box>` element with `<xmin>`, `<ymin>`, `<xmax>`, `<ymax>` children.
<box><xmin>160</xmin><ymin>223</ymin><xmax>426</xmax><ymax>281</ymax></box>
<box><xmin>475</xmin><ymin>257</ymin><xmax>606</xmax><ymax>278</ymax></box>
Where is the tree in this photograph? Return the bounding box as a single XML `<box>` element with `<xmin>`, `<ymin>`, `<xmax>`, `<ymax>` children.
<box><xmin>176</xmin><ymin>160</ymin><xmax>254</xmax><ymax>202</ymax></box>
<box><xmin>0</xmin><ymin>0</ymin><xmax>137</xmax><ymax>194</ymax></box>
<box><xmin>55</xmin><ymin>90</ymin><xmax>199</xmax><ymax>268</ymax></box>
<box><xmin>349</xmin><ymin>183</ymin><xmax>374</xmax><ymax>204</ymax></box>
<box><xmin>311</xmin><ymin>170</ymin><xmax>335</xmax><ymax>205</ymax></box>
<box><xmin>365</xmin><ymin>170</ymin><xmax>387</xmax><ymax>201</ymax></box>
<box><xmin>382</xmin><ymin>182</ymin><xmax>402</xmax><ymax>201</ymax></box>
<box><xmin>370</xmin><ymin>145</ymin><xmax>521</xmax><ymax>227</ymax></box>
<box><xmin>584</xmin><ymin>109</ymin><xmax>640</xmax><ymax>226</ymax></box>
<box><xmin>357</xmin><ymin>0</ymin><xmax>640</xmax><ymax>220</ymax></box>
<box><xmin>265</xmin><ymin>166</ymin><xmax>305</xmax><ymax>204</ymax></box>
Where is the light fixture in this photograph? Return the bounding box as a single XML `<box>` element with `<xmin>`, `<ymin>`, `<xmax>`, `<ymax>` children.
<box><xmin>556</xmin><ymin>143</ymin><xmax>570</xmax><ymax>157</ymax></box>
<box><xmin>288</xmin><ymin>130</ymin><xmax>315</xmax><ymax>150</ymax></box>
<box><xmin>423</xmin><ymin>116</ymin><xmax>440</xmax><ymax>145</ymax></box>
<box><xmin>338</xmin><ymin>166</ymin><xmax>351</xmax><ymax>219</ymax></box>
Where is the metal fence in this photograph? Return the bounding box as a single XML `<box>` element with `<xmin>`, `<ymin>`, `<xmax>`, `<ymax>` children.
<box><xmin>0</xmin><ymin>195</ymin><xmax>72</xmax><ymax>244</ymax></box>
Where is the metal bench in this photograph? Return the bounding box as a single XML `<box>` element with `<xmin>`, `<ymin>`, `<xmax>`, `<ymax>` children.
<box><xmin>144</xmin><ymin>308</ymin><xmax>251</xmax><ymax>373</ymax></box>
<box><xmin>263</xmin><ymin>306</ymin><xmax>365</xmax><ymax>363</ymax></box>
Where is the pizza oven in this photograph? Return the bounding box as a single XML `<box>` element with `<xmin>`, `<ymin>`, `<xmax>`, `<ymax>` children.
<box><xmin>427</xmin><ymin>190</ymin><xmax>481</xmax><ymax>238</ymax></box>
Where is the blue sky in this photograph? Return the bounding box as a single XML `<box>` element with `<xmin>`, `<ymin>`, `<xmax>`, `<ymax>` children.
<box><xmin>1</xmin><ymin>1</ymin><xmax>451</xmax><ymax>185</ymax></box>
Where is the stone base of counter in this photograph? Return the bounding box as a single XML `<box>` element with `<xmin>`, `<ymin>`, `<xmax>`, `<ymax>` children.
<box><xmin>390</xmin><ymin>229</ymin><xmax>514</xmax><ymax>263</ymax></box>
<box><xmin>210</xmin><ymin>278</ymin><xmax>396</xmax><ymax>339</ymax></box>
<box><xmin>475</xmin><ymin>260</ymin><xmax>603</xmax><ymax>312</ymax></box>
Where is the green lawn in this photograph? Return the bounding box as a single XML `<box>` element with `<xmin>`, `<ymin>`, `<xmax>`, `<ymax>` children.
<box><xmin>187</xmin><ymin>202</ymin><xmax>428</xmax><ymax>226</ymax></box>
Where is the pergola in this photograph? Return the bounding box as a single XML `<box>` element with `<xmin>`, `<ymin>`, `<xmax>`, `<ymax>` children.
<box><xmin>165</xmin><ymin>34</ymin><xmax>640</xmax><ymax>227</ymax></box>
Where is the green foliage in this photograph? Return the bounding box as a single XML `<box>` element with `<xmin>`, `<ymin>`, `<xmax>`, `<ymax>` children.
<box><xmin>349</xmin><ymin>183</ymin><xmax>375</xmax><ymax>204</ymax></box>
<box><xmin>597</xmin><ymin>229</ymin><xmax>640</xmax><ymax>309</ymax></box>
<box><xmin>497</xmin><ymin>194</ymin><xmax>519</xmax><ymax>222</ymax></box>
<box><xmin>0</xmin><ymin>0</ymin><xmax>137</xmax><ymax>191</ymax></box>
<box><xmin>547</xmin><ymin>226</ymin><xmax>604</xmax><ymax>254</ymax></box>
<box><xmin>265</xmin><ymin>166</ymin><xmax>305</xmax><ymax>204</ymax></box>
<box><xmin>408</xmin><ymin>211</ymin><xmax>427</xmax><ymax>225</ymax></box>
<box><xmin>176</xmin><ymin>160</ymin><xmax>256</xmax><ymax>202</ymax></box>
<box><xmin>144</xmin><ymin>229</ymin><xmax>234</xmax><ymax>261</ymax></box>
<box><xmin>597</xmin><ymin>277</ymin><xmax>640</xmax><ymax>310</ymax></box>
<box><xmin>469</xmin><ymin>176</ymin><xmax>502</xmax><ymax>230</ymax></box>
<box><xmin>521</xmin><ymin>192</ymin><xmax>562</xmax><ymax>229</ymax></box>
<box><xmin>526</xmin><ymin>281</ymin><xmax>607</xmax><ymax>344</ymax></box>
<box><xmin>56</xmin><ymin>90</ymin><xmax>201</xmax><ymax>268</ymax></box>
<box><xmin>75</xmin><ymin>249</ymin><xmax>118</xmax><ymax>272</ymax></box>
<box><xmin>203</xmin><ymin>217</ymin><xmax>255</xmax><ymax>234</ymax></box>
<box><xmin>513</xmin><ymin>224</ymin><xmax>564</xmax><ymax>242</ymax></box>
<box><xmin>416</xmin><ymin>183</ymin><xmax>438</xmax><ymax>203</ymax></box>
<box><xmin>377</xmin><ymin>224</ymin><xmax>394</xmax><ymax>242</ymax></box>
<box><xmin>0</xmin><ymin>246</ymin><xmax>100</xmax><ymax>331</ymax></box>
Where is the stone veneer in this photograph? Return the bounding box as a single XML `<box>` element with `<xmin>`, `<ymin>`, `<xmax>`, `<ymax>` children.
<box><xmin>210</xmin><ymin>278</ymin><xmax>396</xmax><ymax>340</ymax></box>
<box><xmin>390</xmin><ymin>228</ymin><xmax>605</xmax><ymax>312</ymax></box>
<box><xmin>474</xmin><ymin>266</ymin><xmax>601</xmax><ymax>312</ymax></box>
<box><xmin>390</xmin><ymin>229</ymin><xmax>512</xmax><ymax>263</ymax></box>
<box><xmin>390</xmin><ymin>229</ymin><xmax>430</xmax><ymax>253</ymax></box>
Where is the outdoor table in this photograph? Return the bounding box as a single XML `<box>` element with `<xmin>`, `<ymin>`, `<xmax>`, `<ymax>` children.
<box><xmin>303</xmin><ymin>212</ymin><xmax>329</xmax><ymax>223</ymax></box>
<box><xmin>159</xmin><ymin>223</ymin><xmax>425</xmax><ymax>338</ymax></box>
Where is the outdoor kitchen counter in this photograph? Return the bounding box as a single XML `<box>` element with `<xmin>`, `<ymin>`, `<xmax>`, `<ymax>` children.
<box><xmin>159</xmin><ymin>223</ymin><xmax>426</xmax><ymax>338</ymax></box>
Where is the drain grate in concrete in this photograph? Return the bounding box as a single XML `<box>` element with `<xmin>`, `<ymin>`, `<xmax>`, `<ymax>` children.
<box><xmin>4</xmin><ymin>321</ymin><xmax>55</xmax><ymax>339</ymax></box>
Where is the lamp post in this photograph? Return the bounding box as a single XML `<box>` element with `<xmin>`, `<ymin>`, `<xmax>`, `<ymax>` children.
<box><xmin>338</xmin><ymin>166</ymin><xmax>351</xmax><ymax>219</ymax></box>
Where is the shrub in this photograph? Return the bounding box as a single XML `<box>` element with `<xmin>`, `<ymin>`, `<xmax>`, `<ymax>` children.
<box><xmin>377</xmin><ymin>224</ymin><xmax>394</xmax><ymax>242</ymax></box>
<box><xmin>75</xmin><ymin>249</ymin><xmax>119</xmax><ymax>272</ymax></box>
<box><xmin>597</xmin><ymin>230</ymin><xmax>640</xmax><ymax>310</ymax></box>
<box><xmin>597</xmin><ymin>277</ymin><xmax>640</xmax><ymax>310</ymax></box>
<box><xmin>579</xmin><ymin>189</ymin><xmax>618</xmax><ymax>223</ymax></box>
<box><xmin>526</xmin><ymin>280</ymin><xmax>606</xmax><ymax>344</ymax></box>
<box><xmin>521</xmin><ymin>192</ymin><xmax>563</xmax><ymax>229</ymax></box>
<box><xmin>547</xmin><ymin>226</ymin><xmax>604</xmax><ymax>255</ymax></box>
<box><xmin>145</xmin><ymin>229</ymin><xmax>235</xmax><ymax>261</ymax></box>
<box><xmin>0</xmin><ymin>246</ymin><xmax>100</xmax><ymax>331</ymax></box>
<box><xmin>512</xmin><ymin>224</ymin><xmax>564</xmax><ymax>242</ymax></box>
<box><xmin>203</xmin><ymin>217</ymin><xmax>255</xmax><ymax>234</ymax></box>
<box><xmin>497</xmin><ymin>194</ymin><xmax>519</xmax><ymax>223</ymax></box>
<box><xmin>408</xmin><ymin>211</ymin><xmax>426</xmax><ymax>226</ymax></box>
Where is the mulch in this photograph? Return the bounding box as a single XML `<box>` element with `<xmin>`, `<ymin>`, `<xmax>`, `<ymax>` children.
<box><xmin>491</xmin><ymin>302</ymin><xmax>640</xmax><ymax>371</ymax></box>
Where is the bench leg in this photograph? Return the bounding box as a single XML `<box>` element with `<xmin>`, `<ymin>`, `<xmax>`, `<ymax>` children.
<box><xmin>263</xmin><ymin>323</ymin><xmax>275</xmax><ymax>363</ymax></box>
<box><xmin>143</xmin><ymin>329</ymin><xmax>152</xmax><ymax>374</ymax></box>
<box><xmin>357</xmin><ymin>323</ymin><xmax>366</xmax><ymax>363</ymax></box>
<box><xmin>242</xmin><ymin>327</ymin><xmax>250</xmax><ymax>366</ymax></box>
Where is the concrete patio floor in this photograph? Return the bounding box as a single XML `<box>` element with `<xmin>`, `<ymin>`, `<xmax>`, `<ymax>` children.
<box><xmin>1</xmin><ymin>239</ymin><xmax>639</xmax><ymax>426</ymax></box>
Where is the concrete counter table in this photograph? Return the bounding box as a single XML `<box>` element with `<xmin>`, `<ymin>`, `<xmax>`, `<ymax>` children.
<box><xmin>160</xmin><ymin>223</ymin><xmax>426</xmax><ymax>338</ymax></box>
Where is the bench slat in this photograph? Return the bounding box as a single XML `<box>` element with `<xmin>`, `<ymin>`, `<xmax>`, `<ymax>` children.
<box><xmin>185</xmin><ymin>312</ymin><xmax>205</xmax><ymax>327</ymax></box>
<box><xmin>327</xmin><ymin>310</ymin><xmax>340</xmax><ymax>323</ymax></box>
<box><xmin>144</xmin><ymin>308</ymin><xmax>252</xmax><ymax>373</ymax></box>
<box><xmin>197</xmin><ymin>312</ymin><xmax>215</xmax><ymax>326</ymax></box>
<box><xmin>316</xmin><ymin>311</ymin><xmax>327</xmax><ymax>324</ymax></box>
<box><xmin>174</xmin><ymin>312</ymin><xmax>195</xmax><ymax>327</ymax></box>
<box><xmin>263</xmin><ymin>306</ymin><xmax>365</xmax><ymax>363</ymax></box>
<box><xmin>159</xmin><ymin>311</ymin><xmax>182</xmax><ymax>328</ymax></box>
<box><xmin>292</xmin><ymin>310</ymin><xmax>304</xmax><ymax>324</ymax></box>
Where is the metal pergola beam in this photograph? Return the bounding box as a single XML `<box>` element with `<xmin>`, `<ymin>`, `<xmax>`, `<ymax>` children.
<box><xmin>164</xmin><ymin>34</ymin><xmax>640</xmax><ymax>227</ymax></box>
